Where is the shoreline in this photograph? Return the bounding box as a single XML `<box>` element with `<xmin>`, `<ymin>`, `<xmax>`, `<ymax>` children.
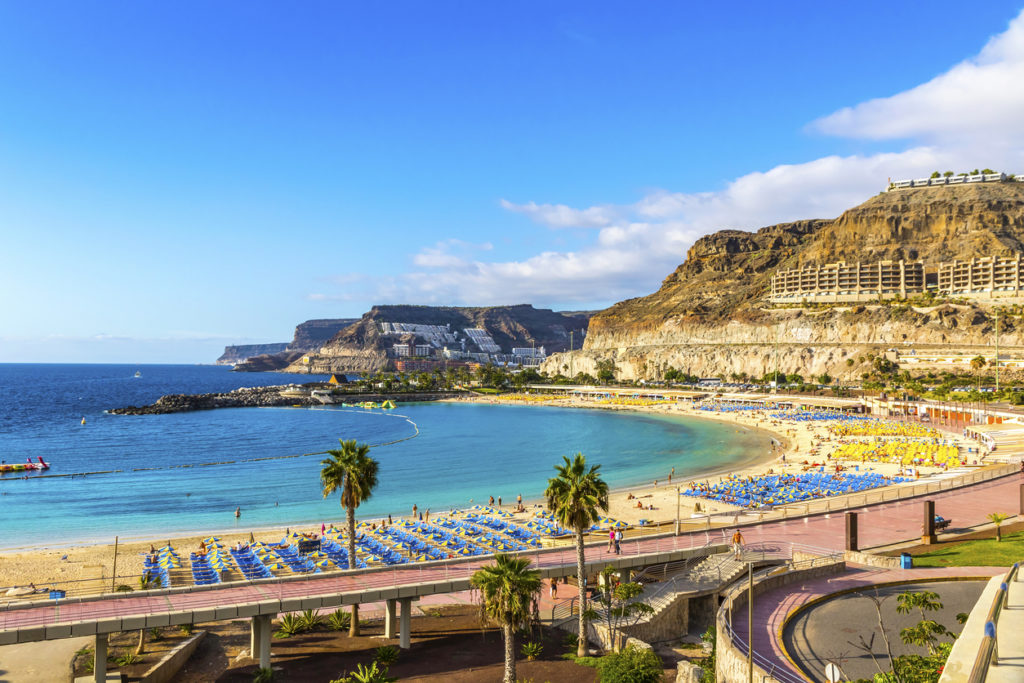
<box><xmin>0</xmin><ymin>397</ymin><xmax>787</xmax><ymax>556</ymax></box>
<box><xmin>2</xmin><ymin>394</ymin><xmax>957</xmax><ymax>595</ymax></box>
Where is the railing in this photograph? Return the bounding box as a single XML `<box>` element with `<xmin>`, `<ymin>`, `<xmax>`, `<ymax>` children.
<box><xmin>967</xmin><ymin>562</ymin><xmax>1021</xmax><ymax>683</ymax></box>
<box><xmin>718</xmin><ymin>552</ymin><xmax>845</xmax><ymax>683</ymax></box>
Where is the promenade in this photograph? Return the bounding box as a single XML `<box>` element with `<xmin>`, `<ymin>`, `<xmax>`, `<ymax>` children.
<box><xmin>1</xmin><ymin>470</ymin><xmax>1020</xmax><ymax>679</ymax></box>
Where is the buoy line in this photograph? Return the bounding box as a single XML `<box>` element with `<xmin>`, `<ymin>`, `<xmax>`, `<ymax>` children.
<box><xmin>1</xmin><ymin>408</ymin><xmax>420</xmax><ymax>482</ymax></box>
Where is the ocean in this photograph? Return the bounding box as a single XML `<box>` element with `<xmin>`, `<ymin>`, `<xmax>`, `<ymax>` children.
<box><xmin>0</xmin><ymin>364</ymin><xmax>770</xmax><ymax>549</ymax></box>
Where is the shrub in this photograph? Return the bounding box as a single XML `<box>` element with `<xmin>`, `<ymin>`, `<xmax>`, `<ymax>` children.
<box><xmin>274</xmin><ymin>613</ymin><xmax>304</xmax><ymax>638</ymax></box>
<box><xmin>148</xmin><ymin>627</ymin><xmax>163</xmax><ymax>641</ymax></box>
<box><xmin>115</xmin><ymin>584</ymin><xmax>134</xmax><ymax>592</ymax></box>
<box><xmin>327</xmin><ymin>608</ymin><xmax>352</xmax><ymax>632</ymax></box>
<box><xmin>521</xmin><ymin>641</ymin><xmax>543</xmax><ymax>661</ymax></box>
<box><xmin>596</xmin><ymin>644</ymin><xmax>663</xmax><ymax>683</ymax></box>
<box><xmin>115</xmin><ymin>651</ymin><xmax>142</xmax><ymax>666</ymax></box>
<box><xmin>299</xmin><ymin>609</ymin><xmax>325</xmax><ymax>632</ymax></box>
<box><xmin>330</xmin><ymin>661</ymin><xmax>397</xmax><ymax>683</ymax></box>
<box><xmin>562</xmin><ymin>632</ymin><xmax>579</xmax><ymax>651</ymax></box>
<box><xmin>374</xmin><ymin>645</ymin><xmax>400</xmax><ymax>665</ymax></box>
<box><xmin>253</xmin><ymin>667</ymin><xmax>275</xmax><ymax>683</ymax></box>
<box><xmin>179</xmin><ymin>623</ymin><xmax>195</xmax><ymax>636</ymax></box>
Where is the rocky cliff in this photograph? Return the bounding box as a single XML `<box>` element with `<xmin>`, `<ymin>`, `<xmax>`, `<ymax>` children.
<box><xmin>543</xmin><ymin>182</ymin><xmax>1024</xmax><ymax>382</ymax></box>
<box><xmin>216</xmin><ymin>343</ymin><xmax>290</xmax><ymax>365</ymax></box>
<box><xmin>284</xmin><ymin>304</ymin><xmax>592</xmax><ymax>375</ymax></box>
<box><xmin>287</xmin><ymin>318</ymin><xmax>359</xmax><ymax>351</ymax></box>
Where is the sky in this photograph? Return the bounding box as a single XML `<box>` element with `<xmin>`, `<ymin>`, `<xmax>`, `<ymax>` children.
<box><xmin>3</xmin><ymin>2</ymin><xmax>1024</xmax><ymax>363</ymax></box>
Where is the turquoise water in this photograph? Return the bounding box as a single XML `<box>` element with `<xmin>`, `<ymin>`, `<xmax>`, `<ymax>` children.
<box><xmin>0</xmin><ymin>364</ymin><xmax>771</xmax><ymax>548</ymax></box>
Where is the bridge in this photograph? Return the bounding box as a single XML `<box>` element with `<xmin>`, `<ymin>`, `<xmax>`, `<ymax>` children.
<box><xmin>3</xmin><ymin>468</ymin><xmax>1021</xmax><ymax>682</ymax></box>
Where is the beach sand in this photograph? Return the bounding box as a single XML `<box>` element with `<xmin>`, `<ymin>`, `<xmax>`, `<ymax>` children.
<box><xmin>0</xmin><ymin>394</ymin><xmax>967</xmax><ymax>599</ymax></box>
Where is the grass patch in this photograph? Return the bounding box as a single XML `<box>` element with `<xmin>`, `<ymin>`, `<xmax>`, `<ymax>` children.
<box><xmin>471</xmin><ymin>387</ymin><xmax>502</xmax><ymax>395</ymax></box>
<box><xmin>911</xmin><ymin>530</ymin><xmax>1024</xmax><ymax>567</ymax></box>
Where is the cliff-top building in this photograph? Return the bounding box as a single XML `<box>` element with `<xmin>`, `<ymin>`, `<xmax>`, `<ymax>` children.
<box><xmin>769</xmin><ymin>254</ymin><xmax>1024</xmax><ymax>303</ymax></box>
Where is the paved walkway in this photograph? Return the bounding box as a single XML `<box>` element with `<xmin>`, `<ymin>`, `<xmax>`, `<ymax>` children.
<box><xmin>942</xmin><ymin>568</ymin><xmax>1024</xmax><ymax>682</ymax></box>
<box><xmin>1</xmin><ymin>472</ymin><xmax>1021</xmax><ymax>642</ymax></box>
<box><xmin>730</xmin><ymin>566</ymin><xmax>1005</xmax><ymax>682</ymax></box>
<box><xmin>0</xmin><ymin>636</ymin><xmax>90</xmax><ymax>683</ymax></box>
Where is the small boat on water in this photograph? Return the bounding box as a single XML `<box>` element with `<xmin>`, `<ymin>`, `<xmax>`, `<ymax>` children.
<box><xmin>0</xmin><ymin>457</ymin><xmax>49</xmax><ymax>474</ymax></box>
<box><xmin>134</xmin><ymin>371</ymin><xmax>142</xmax><ymax>378</ymax></box>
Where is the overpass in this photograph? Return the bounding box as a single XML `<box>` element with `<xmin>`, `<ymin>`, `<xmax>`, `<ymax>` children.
<box><xmin>3</xmin><ymin>468</ymin><xmax>1021</xmax><ymax>681</ymax></box>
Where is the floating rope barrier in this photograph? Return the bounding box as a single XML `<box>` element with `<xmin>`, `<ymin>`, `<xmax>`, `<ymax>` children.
<box><xmin>0</xmin><ymin>408</ymin><xmax>419</xmax><ymax>482</ymax></box>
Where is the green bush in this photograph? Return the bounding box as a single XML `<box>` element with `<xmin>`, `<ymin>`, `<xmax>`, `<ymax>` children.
<box><xmin>179</xmin><ymin>623</ymin><xmax>195</xmax><ymax>636</ymax></box>
<box><xmin>521</xmin><ymin>641</ymin><xmax>543</xmax><ymax>661</ymax></box>
<box><xmin>327</xmin><ymin>608</ymin><xmax>352</xmax><ymax>632</ymax></box>
<box><xmin>374</xmin><ymin>645</ymin><xmax>399</xmax><ymax>665</ymax></box>
<box><xmin>562</xmin><ymin>632</ymin><xmax>579</xmax><ymax>651</ymax></box>
<box><xmin>274</xmin><ymin>613</ymin><xmax>304</xmax><ymax>638</ymax></box>
<box><xmin>253</xmin><ymin>667</ymin><xmax>275</xmax><ymax>683</ymax></box>
<box><xmin>299</xmin><ymin>609</ymin><xmax>325</xmax><ymax>632</ymax></box>
<box><xmin>330</xmin><ymin>661</ymin><xmax>397</xmax><ymax>683</ymax></box>
<box><xmin>115</xmin><ymin>651</ymin><xmax>142</xmax><ymax>666</ymax></box>
<box><xmin>596</xmin><ymin>644</ymin><xmax>663</xmax><ymax>682</ymax></box>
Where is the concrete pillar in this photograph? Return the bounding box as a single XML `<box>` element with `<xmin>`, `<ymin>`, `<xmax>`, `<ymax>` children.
<box><xmin>399</xmin><ymin>597</ymin><xmax>412</xmax><ymax>649</ymax></box>
<box><xmin>845</xmin><ymin>512</ymin><xmax>858</xmax><ymax>552</ymax></box>
<box><xmin>1019</xmin><ymin>484</ymin><xmax>1024</xmax><ymax>516</ymax></box>
<box><xmin>385</xmin><ymin>598</ymin><xmax>397</xmax><ymax>639</ymax></box>
<box><xmin>251</xmin><ymin>614</ymin><xmax>273</xmax><ymax>669</ymax></box>
<box><xmin>922</xmin><ymin>500</ymin><xmax>937</xmax><ymax>545</ymax></box>
<box><xmin>93</xmin><ymin>633</ymin><xmax>108</xmax><ymax>683</ymax></box>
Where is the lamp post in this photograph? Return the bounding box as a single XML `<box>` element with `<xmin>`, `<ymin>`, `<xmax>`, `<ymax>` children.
<box><xmin>675</xmin><ymin>486</ymin><xmax>681</xmax><ymax>535</ymax></box>
<box><xmin>747</xmin><ymin>561</ymin><xmax>753</xmax><ymax>683</ymax></box>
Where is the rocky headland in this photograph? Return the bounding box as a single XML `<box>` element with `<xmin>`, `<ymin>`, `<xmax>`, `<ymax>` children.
<box><xmin>543</xmin><ymin>182</ymin><xmax>1024</xmax><ymax>381</ymax></box>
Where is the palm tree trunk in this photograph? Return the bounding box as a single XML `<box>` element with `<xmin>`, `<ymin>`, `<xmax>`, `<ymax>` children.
<box><xmin>503</xmin><ymin>622</ymin><xmax>516</xmax><ymax>683</ymax></box>
<box><xmin>135</xmin><ymin>628</ymin><xmax>145</xmax><ymax>655</ymax></box>
<box><xmin>347</xmin><ymin>504</ymin><xmax>360</xmax><ymax>637</ymax></box>
<box><xmin>576</xmin><ymin>527</ymin><xmax>587</xmax><ymax>658</ymax></box>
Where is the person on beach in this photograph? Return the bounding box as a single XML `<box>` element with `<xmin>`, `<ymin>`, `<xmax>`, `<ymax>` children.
<box><xmin>489</xmin><ymin>496</ymin><xmax>494</xmax><ymax>506</ymax></box>
<box><xmin>517</xmin><ymin>493</ymin><xmax>522</xmax><ymax>507</ymax></box>
<box><xmin>412</xmin><ymin>504</ymin><xmax>418</xmax><ymax>518</ymax></box>
<box><xmin>731</xmin><ymin>529</ymin><xmax>745</xmax><ymax>559</ymax></box>
<box><xmin>425</xmin><ymin>509</ymin><xmax>430</xmax><ymax>522</ymax></box>
<box><xmin>498</xmin><ymin>496</ymin><xmax>502</xmax><ymax>507</ymax></box>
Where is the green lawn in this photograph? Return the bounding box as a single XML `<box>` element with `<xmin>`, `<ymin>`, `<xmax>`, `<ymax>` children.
<box><xmin>911</xmin><ymin>530</ymin><xmax>1024</xmax><ymax>567</ymax></box>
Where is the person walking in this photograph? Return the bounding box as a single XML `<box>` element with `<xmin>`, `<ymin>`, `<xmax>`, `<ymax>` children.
<box><xmin>608</xmin><ymin>528</ymin><xmax>615</xmax><ymax>552</ymax></box>
<box><xmin>550</xmin><ymin>578</ymin><xmax>558</xmax><ymax>599</ymax></box>
<box><xmin>614</xmin><ymin>528</ymin><xmax>622</xmax><ymax>555</ymax></box>
<box><xmin>731</xmin><ymin>528</ymin><xmax>745</xmax><ymax>560</ymax></box>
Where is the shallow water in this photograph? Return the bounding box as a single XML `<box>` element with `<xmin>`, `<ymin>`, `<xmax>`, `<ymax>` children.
<box><xmin>0</xmin><ymin>364</ymin><xmax>770</xmax><ymax>548</ymax></box>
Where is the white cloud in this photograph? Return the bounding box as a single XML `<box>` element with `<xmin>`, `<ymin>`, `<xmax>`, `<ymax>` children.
<box><xmin>499</xmin><ymin>199</ymin><xmax>617</xmax><ymax>228</ymax></box>
<box><xmin>813</xmin><ymin>11</ymin><xmax>1024</xmax><ymax>157</ymax></box>
<box><xmin>316</xmin><ymin>10</ymin><xmax>1024</xmax><ymax>309</ymax></box>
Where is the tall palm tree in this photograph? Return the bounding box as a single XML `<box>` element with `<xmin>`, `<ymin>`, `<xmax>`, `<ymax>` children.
<box><xmin>545</xmin><ymin>453</ymin><xmax>609</xmax><ymax>657</ymax></box>
<box><xmin>321</xmin><ymin>439</ymin><xmax>380</xmax><ymax>636</ymax></box>
<box><xmin>470</xmin><ymin>554</ymin><xmax>542</xmax><ymax>683</ymax></box>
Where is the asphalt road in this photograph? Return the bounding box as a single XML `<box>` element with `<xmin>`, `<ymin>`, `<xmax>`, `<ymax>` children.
<box><xmin>782</xmin><ymin>580</ymin><xmax>986</xmax><ymax>682</ymax></box>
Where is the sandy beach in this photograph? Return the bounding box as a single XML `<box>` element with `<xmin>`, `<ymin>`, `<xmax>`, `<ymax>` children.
<box><xmin>0</xmin><ymin>394</ymin><xmax>968</xmax><ymax>599</ymax></box>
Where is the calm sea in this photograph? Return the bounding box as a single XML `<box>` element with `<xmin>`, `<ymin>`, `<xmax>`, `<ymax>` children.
<box><xmin>0</xmin><ymin>364</ymin><xmax>770</xmax><ymax>549</ymax></box>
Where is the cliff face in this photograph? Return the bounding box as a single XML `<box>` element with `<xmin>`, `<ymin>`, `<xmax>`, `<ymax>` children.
<box><xmin>287</xmin><ymin>318</ymin><xmax>359</xmax><ymax>351</ymax></box>
<box><xmin>216</xmin><ymin>343</ymin><xmax>289</xmax><ymax>365</ymax></box>
<box><xmin>543</xmin><ymin>183</ymin><xmax>1024</xmax><ymax>381</ymax></box>
<box><xmin>284</xmin><ymin>304</ymin><xmax>592</xmax><ymax>374</ymax></box>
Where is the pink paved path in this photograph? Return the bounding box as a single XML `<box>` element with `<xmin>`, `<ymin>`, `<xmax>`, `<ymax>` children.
<box><xmin>729</xmin><ymin>566</ymin><xmax>1004</xmax><ymax>682</ymax></box>
<box><xmin>2</xmin><ymin>472</ymin><xmax>1021</xmax><ymax>636</ymax></box>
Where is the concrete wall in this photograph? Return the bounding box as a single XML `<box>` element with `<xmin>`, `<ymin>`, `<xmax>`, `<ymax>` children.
<box><xmin>140</xmin><ymin>630</ymin><xmax>206</xmax><ymax>683</ymax></box>
<box><xmin>844</xmin><ymin>549</ymin><xmax>902</xmax><ymax>570</ymax></box>
<box><xmin>716</xmin><ymin>562</ymin><xmax>846</xmax><ymax>683</ymax></box>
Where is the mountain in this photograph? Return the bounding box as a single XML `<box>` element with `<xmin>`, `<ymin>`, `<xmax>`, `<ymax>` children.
<box><xmin>216</xmin><ymin>343</ymin><xmax>290</xmax><ymax>365</ymax></box>
<box><xmin>277</xmin><ymin>304</ymin><xmax>592</xmax><ymax>375</ymax></box>
<box><xmin>543</xmin><ymin>181</ymin><xmax>1024</xmax><ymax>381</ymax></box>
<box><xmin>217</xmin><ymin>318</ymin><xmax>358</xmax><ymax>368</ymax></box>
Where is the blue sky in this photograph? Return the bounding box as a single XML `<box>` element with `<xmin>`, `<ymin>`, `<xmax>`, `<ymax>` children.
<box><xmin>3</xmin><ymin>2</ymin><xmax>1024</xmax><ymax>363</ymax></box>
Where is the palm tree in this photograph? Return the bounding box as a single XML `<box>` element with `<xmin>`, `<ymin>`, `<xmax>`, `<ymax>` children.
<box><xmin>545</xmin><ymin>453</ymin><xmax>609</xmax><ymax>657</ymax></box>
<box><xmin>971</xmin><ymin>355</ymin><xmax>987</xmax><ymax>390</ymax></box>
<box><xmin>321</xmin><ymin>439</ymin><xmax>380</xmax><ymax>636</ymax></box>
<box><xmin>987</xmin><ymin>512</ymin><xmax>1010</xmax><ymax>541</ymax></box>
<box><xmin>470</xmin><ymin>554</ymin><xmax>542</xmax><ymax>683</ymax></box>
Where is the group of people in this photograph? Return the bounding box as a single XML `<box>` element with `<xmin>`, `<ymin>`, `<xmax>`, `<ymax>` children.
<box><xmin>607</xmin><ymin>528</ymin><xmax>624</xmax><ymax>554</ymax></box>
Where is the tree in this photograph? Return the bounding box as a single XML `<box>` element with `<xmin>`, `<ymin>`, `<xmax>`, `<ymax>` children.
<box><xmin>943</xmin><ymin>170</ymin><xmax>954</xmax><ymax>178</ymax></box>
<box><xmin>596</xmin><ymin>359</ymin><xmax>616</xmax><ymax>385</ymax></box>
<box><xmin>470</xmin><ymin>554</ymin><xmax>542</xmax><ymax>683</ymax></box>
<box><xmin>930</xmin><ymin>171</ymin><xmax>941</xmax><ymax>179</ymax></box>
<box><xmin>545</xmin><ymin>453</ymin><xmax>609</xmax><ymax>657</ymax></box>
<box><xmin>971</xmin><ymin>355</ymin><xmax>987</xmax><ymax>390</ymax></box>
<box><xmin>987</xmin><ymin>512</ymin><xmax>1010</xmax><ymax>541</ymax></box>
<box><xmin>584</xmin><ymin>566</ymin><xmax>655</xmax><ymax>652</ymax></box>
<box><xmin>895</xmin><ymin>591</ymin><xmax>953</xmax><ymax>655</ymax></box>
<box><xmin>786</xmin><ymin>372</ymin><xmax>804</xmax><ymax>385</ymax></box>
<box><xmin>817</xmin><ymin>373</ymin><xmax>833</xmax><ymax>386</ymax></box>
<box><xmin>321</xmin><ymin>439</ymin><xmax>380</xmax><ymax>636</ymax></box>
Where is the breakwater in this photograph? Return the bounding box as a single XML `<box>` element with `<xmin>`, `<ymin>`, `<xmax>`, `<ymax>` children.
<box><xmin>109</xmin><ymin>386</ymin><xmax>466</xmax><ymax>415</ymax></box>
